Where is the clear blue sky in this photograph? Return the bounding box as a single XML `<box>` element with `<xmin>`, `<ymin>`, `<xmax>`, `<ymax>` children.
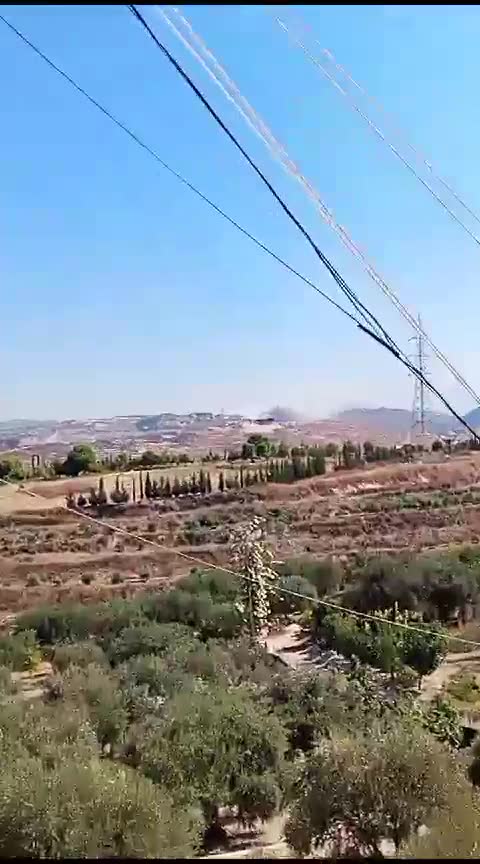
<box><xmin>1</xmin><ymin>4</ymin><xmax>480</xmax><ymax>421</ymax></box>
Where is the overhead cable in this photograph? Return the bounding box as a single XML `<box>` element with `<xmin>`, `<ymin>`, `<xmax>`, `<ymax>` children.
<box><xmin>129</xmin><ymin>5</ymin><xmax>393</xmax><ymax>345</ymax></box>
<box><xmin>274</xmin><ymin>14</ymin><xmax>480</xmax><ymax>249</ymax></box>
<box><xmin>158</xmin><ymin>4</ymin><xmax>480</xmax><ymax>409</ymax></box>
<box><xmin>127</xmin><ymin>4</ymin><xmax>479</xmax><ymax>441</ymax></box>
<box><xmin>1</xmin><ymin>473</ymin><xmax>479</xmax><ymax>649</ymax></box>
<box><xmin>1</xmin><ymin>10</ymin><xmax>477</xmax><ymax>440</ymax></box>
<box><xmin>277</xmin><ymin>11</ymin><xmax>480</xmax><ymax>231</ymax></box>
<box><xmin>0</xmin><ymin>13</ymin><xmax>367</xmax><ymax>330</ymax></box>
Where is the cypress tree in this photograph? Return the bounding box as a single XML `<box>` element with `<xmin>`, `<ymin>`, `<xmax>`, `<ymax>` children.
<box><xmin>206</xmin><ymin>472</ymin><xmax>212</xmax><ymax>494</ymax></box>
<box><xmin>151</xmin><ymin>479</ymin><xmax>159</xmax><ymax>499</ymax></box>
<box><xmin>218</xmin><ymin>471</ymin><xmax>225</xmax><ymax>493</ymax></box>
<box><xmin>139</xmin><ymin>471</ymin><xmax>144</xmax><ymax>500</ymax></box>
<box><xmin>132</xmin><ymin>476</ymin><xmax>137</xmax><ymax>502</ymax></box>
<box><xmin>239</xmin><ymin>466</ymin><xmax>244</xmax><ymax>489</ymax></box>
<box><xmin>144</xmin><ymin>472</ymin><xmax>153</xmax><ymax>499</ymax></box>
<box><xmin>97</xmin><ymin>476</ymin><xmax>107</xmax><ymax>506</ymax></box>
<box><xmin>164</xmin><ymin>477</ymin><xmax>172</xmax><ymax>497</ymax></box>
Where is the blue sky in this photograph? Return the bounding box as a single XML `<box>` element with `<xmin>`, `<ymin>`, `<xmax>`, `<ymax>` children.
<box><xmin>1</xmin><ymin>4</ymin><xmax>480</xmax><ymax>421</ymax></box>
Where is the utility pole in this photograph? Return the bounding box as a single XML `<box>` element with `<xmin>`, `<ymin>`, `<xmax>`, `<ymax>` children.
<box><xmin>409</xmin><ymin>315</ymin><xmax>429</xmax><ymax>443</ymax></box>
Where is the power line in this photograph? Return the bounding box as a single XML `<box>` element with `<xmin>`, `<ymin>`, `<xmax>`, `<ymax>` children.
<box><xmin>0</xmin><ymin>473</ymin><xmax>478</xmax><ymax>649</ymax></box>
<box><xmin>2</xmin><ymin>14</ymin><xmax>480</xmax><ymax>651</ymax></box>
<box><xmin>0</xmin><ymin>13</ymin><xmax>373</xmax><ymax>333</ymax></box>
<box><xmin>284</xmin><ymin>12</ymin><xmax>480</xmax><ymax>231</ymax></box>
<box><xmin>273</xmin><ymin>14</ymin><xmax>480</xmax><ymax>251</ymax></box>
<box><xmin>160</xmin><ymin>4</ymin><xmax>480</xmax><ymax>410</ymax></box>
<box><xmin>126</xmin><ymin>5</ymin><xmax>480</xmax><ymax>443</ymax></box>
<box><xmin>127</xmin><ymin>4</ymin><xmax>396</xmax><ymax>347</ymax></box>
<box><xmin>1</xmin><ymin>10</ymin><xmax>478</xmax><ymax>440</ymax></box>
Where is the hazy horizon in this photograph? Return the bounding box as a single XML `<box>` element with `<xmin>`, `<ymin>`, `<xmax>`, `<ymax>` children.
<box><xmin>0</xmin><ymin>401</ymin><xmax>457</xmax><ymax>427</ymax></box>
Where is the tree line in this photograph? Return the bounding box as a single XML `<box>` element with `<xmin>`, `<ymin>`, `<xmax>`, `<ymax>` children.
<box><xmin>66</xmin><ymin>452</ymin><xmax>329</xmax><ymax>510</ymax></box>
<box><xmin>0</xmin><ymin>430</ymin><xmax>468</xmax><ymax>486</ymax></box>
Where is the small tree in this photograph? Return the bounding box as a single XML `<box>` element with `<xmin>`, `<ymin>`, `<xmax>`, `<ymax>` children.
<box><xmin>144</xmin><ymin>473</ymin><xmax>153</xmax><ymax>500</ymax></box>
<box><xmin>97</xmin><ymin>477</ymin><xmax>107</xmax><ymax>507</ymax></box>
<box><xmin>286</xmin><ymin>722</ymin><xmax>457</xmax><ymax>857</ymax></box>
<box><xmin>62</xmin><ymin>444</ymin><xmax>97</xmax><ymax>477</ymax></box>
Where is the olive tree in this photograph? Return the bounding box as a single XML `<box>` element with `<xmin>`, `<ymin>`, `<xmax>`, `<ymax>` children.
<box><xmin>139</xmin><ymin>685</ymin><xmax>287</xmax><ymax>834</ymax></box>
<box><xmin>285</xmin><ymin>721</ymin><xmax>456</xmax><ymax>857</ymax></box>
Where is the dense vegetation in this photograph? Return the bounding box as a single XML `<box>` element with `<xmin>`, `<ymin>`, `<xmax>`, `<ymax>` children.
<box><xmin>1</xmin><ymin>530</ymin><xmax>480</xmax><ymax>857</ymax></box>
<box><xmin>0</xmin><ymin>432</ymin><xmax>418</xmax><ymax>484</ymax></box>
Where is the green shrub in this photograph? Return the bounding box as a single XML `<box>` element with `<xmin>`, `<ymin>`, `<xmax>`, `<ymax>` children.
<box><xmin>0</xmin><ymin>630</ymin><xmax>41</xmax><ymax>671</ymax></box>
<box><xmin>52</xmin><ymin>641</ymin><xmax>108</xmax><ymax>673</ymax></box>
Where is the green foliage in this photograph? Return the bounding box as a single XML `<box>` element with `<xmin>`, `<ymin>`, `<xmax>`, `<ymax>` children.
<box><xmin>0</xmin><ymin>455</ymin><xmax>25</xmax><ymax>481</ymax></box>
<box><xmin>62</xmin><ymin>444</ymin><xmax>97</xmax><ymax>477</ymax></box>
<box><xmin>316</xmin><ymin>607</ymin><xmax>447</xmax><ymax>678</ymax></box>
<box><xmin>0</xmin><ymin>732</ymin><xmax>200</xmax><ymax>857</ymax></box>
<box><xmin>107</xmin><ymin>622</ymin><xmax>197</xmax><ymax>665</ymax></box>
<box><xmin>346</xmin><ymin>552</ymin><xmax>479</xmax><ymax>624</ymax></box>
<box><xmin>270</xmin><ymin>575</ymin><xmax>317</xmax><ymax>617</ymax></box>
<box><xmin>402</xmin><ymin>784</ymin><xmax>480</xmax><ymax>859</ymax></box>
<box><xmin>421</xmin><ymin>697</ymin><xmax>463</xmax><ymax>748</ymax></box>
<box><xmin>139</xmin><ymin>685</ymin><xmax>286</xmax><ymax>825</ymax></box>
<box><xmin>0</xmin><ymin>630</ymin><xmax>40</xmax><ymax>671</ymax></box>
<box><xmin>278</xmin><ymin>556</ymin><xmax>343</xmax><ymax>596</ymax></box>
<box><xmin>285</xmin><ymin>721</ymin><xmax>457</xmax><ymax>856</ymax></box>
<box><xmin>447</xmin><ymin>672</ymin><xmax>480</xmax><ymax>704</ymax></box>
<box><xmin>178</xmin><ymin>567</ymin><xmax>240</xmax><ymax>603</ymax></box>
<box><xmin>52</xmin><ymin>641</ymin><xmax>108</xmax><ymax>673</ymax></box>
<box><xmin>16</xmin><ymin>599</ymin><xmax>145</xmax><ymax>645</ymax></box>
<box><xmin>62</xmin><ymin>664</ymin><xmax>129</xmax><ymax>752</ymax></box>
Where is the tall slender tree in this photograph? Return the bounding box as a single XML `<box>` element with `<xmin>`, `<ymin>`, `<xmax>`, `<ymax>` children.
<box><xmin>144</xmin><ymin>472</ymin><xmax>153</xmax><ymax>500</ymax></box>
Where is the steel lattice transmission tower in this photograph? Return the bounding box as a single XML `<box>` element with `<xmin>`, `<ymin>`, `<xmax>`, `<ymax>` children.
<box><xmin>409</xmin><ymin>315</ymin><xmax>429</xmax><ymax>442</ymax></box>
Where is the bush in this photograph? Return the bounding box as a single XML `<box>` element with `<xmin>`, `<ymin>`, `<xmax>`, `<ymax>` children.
<box><xmin>52</xmin><ymin>641</ymin><xmax>108</xmax><ymax>673</ymax></box>
<box><xmin>0</xmin><ymin>630</ymin><xmax>40</xmax><ymax>671</ymax></box>
<box><xmin>107</xmin><ymin>622</ymin><xmax>198</xmax><ymax>665</ymax></box>
<box><xmin>62</xmin><ymin>664</ymin><xmax>129</xmax><ymax>752</ymax></box>
<box><xmin>16</xmin><ymin>600</ymin><xmax>145</xmax><ymax>645</ymax></box>
<box><xmin>0</xmin><ymin>744</ymin><xmax>201</xmax><ymax>857</ymax></box>
<box><xmin>270</xmin><ymin>575</ymin><xmax>317</xmax><ymax>617</ymax></box>
<box><xmin>278</xmin><ymin>557</ymin><xmax>343</xmax><ymax>596</ymax></box>
<box><xmin>178</xmin><ymin>568</ymin><xmax>240</xmax><ymax>602</ymax></box>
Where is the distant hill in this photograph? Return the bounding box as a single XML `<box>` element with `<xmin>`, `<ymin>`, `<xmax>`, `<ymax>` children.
<box><xmin>464</xmin><ymin>407</ymin><xmax>480</xmax><ymax>429</ymax></box>
<box><xmin>332</xmin><ymin>407</ymin><xmax>461</xmax><ymax>437</ymax></box>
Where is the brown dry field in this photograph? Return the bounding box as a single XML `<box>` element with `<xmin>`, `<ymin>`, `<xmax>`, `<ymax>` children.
<box><xmin>2</xmin><ymin>452</ymin><xmax>480</xmax><ymax>621</ymax></box>
<box><xmin>0</xmin><ymin>462</ymin><xmax>233</xmax><ymax>510</ymax></box>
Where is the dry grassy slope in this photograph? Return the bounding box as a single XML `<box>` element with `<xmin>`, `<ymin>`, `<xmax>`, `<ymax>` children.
<box><xmin>1</xmin><ymin>453</ymin><xmax>480</xmax><ymax>619</ymax></box>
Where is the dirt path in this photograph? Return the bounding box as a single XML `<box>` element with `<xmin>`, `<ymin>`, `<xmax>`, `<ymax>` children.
<box><xmin>420</xmin><ymin>650</ymin><xmax>480</xmax><ymax>703</ymax></box>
